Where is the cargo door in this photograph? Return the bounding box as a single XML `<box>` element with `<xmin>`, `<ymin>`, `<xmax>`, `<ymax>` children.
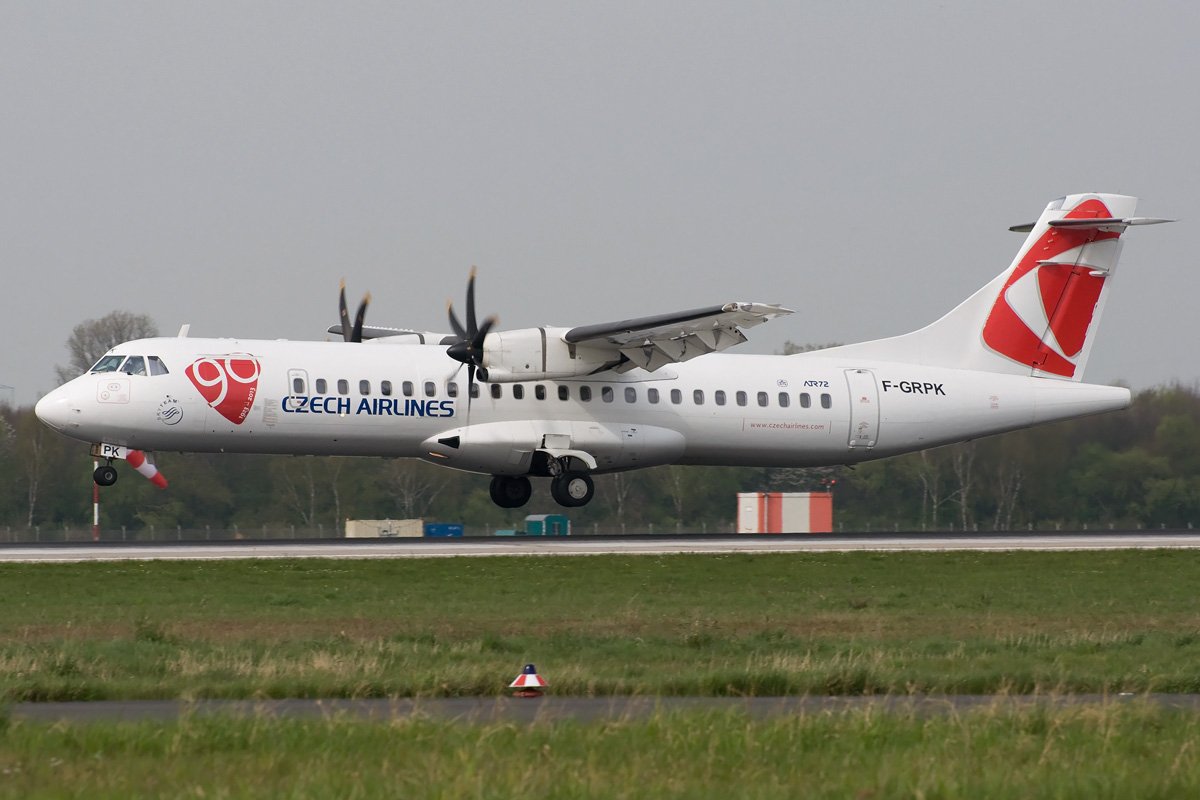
<box><xmin>845</xmin><ymin>369</ymin><xmax>879</xmax><ymax>450</ymax></box>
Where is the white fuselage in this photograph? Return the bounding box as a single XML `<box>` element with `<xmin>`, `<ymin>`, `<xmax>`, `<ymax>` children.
<box><xmin>36</xmin><ymin>336</ymin><xmax>1131</xmax><ymax>476</ymax></box>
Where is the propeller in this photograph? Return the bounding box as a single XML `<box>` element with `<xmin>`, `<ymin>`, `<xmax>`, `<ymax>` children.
<box><xmin>339</xmin><ymin>280</ymin><xmax>371</xmax><ymax>343</ymax></box>
<box><xmin>447</xmin><ymin>268</ymin><xmax>497</xmax><ymax>388</ymax></box>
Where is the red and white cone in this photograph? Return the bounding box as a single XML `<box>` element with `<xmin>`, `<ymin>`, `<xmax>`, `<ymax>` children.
<box><xmin>509</xmin><ymin>664</ymin><xmax>547</xmax><ymax>697</ymax></box>
<box><xmin>126</xmin><ymin>450</ymin><xmax>168</xmax><ymax>489</ymax></box>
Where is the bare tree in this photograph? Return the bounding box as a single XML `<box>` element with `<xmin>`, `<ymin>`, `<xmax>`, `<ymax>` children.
<box><xmin>656</xmin><ymin>465</ymin><xmax>687</xmax><ymax>524</ymax></box>
<box><xmin>992</xmin><ymin>463</ymin><xmax>1024</xmax><ymax>531</ymax></box>
<box><xmin>384</xmin><ymin>459</ymin><xmax>448</xmax><ymax>519</ymax></box>
<box><xmin>913</xmin><ymin>450</ymin><xmax>952</xmax><ymax>530</ymax></box>
<box><xmin>14</xmin><ymin>411</ymin><xmax>54</xmax><ymax>527</ymax></box>
<box><xmin>950</xmin><ymin>441</ymin><xmax>977</xmax><ymax>531</ymax></box>
<box><xmin>55</xmin><ymin>311</ymin><xmax>159</xmax><ymax>384</ymax></box>
<box><xmin>275</xmin><ymin>458</ymin><xmax>318</xmax><ymax>526</ymax></box>
<box><xmin>600</xmin><ymin>471</ymin><xmax>633</xmax><ymax>524</ymax></box>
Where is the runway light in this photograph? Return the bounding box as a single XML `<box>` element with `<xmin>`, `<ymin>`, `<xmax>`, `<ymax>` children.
<box><xmin>509</xmin><ymin>663</ymin><xmax>547</xmax><ymax>698</ymax></box>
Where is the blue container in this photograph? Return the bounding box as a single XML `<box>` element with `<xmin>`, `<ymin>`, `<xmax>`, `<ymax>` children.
<box><xmin>424</xmin><ymin>523</ymin><xmax>464</xmax><ymax>537</ymax></box>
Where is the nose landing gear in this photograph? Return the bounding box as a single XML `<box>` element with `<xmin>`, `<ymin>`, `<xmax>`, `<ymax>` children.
<box><xmin>93</xmin><ymin>463</ymin><xmax>118</xmax><ymax>486</ymax></box>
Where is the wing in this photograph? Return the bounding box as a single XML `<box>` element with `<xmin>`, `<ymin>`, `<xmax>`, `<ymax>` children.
<box><xmin>563</xmin><ymin>302</ymin><xmax>793</xmax><ymax>373</ymax></box>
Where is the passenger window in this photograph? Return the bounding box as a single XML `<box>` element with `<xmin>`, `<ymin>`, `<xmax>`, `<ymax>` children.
<box><xmin>360</xmin><ymin>380</ymin><xmax>371</xmax><ymax>396</ymax></box>
<box><xmin>778</xmin><ymin>392</ymin><xmax>790</xmax><ymax>408</ymax></box>
<box><xmin>293</xmin><ymin>377</ymin><xmax>305</xmax><ymax>394</ymax></box>
<box><xmin>715</xmin><ymin>390</ymin><xmax>726</xmax><ymax>406</ymax></box>
<box><xmin>402</xmin><ymin>381</ymin><xmax>414</xmax><ymax>397</ymax></box>
<box><xmin>648</xmin><ymin>388</ymin><xmax>660</xmax><ymax>404</ymax></box>
<box><xmin>736</xmin><ymin>391</ymin><xmax>748</xmax><ymax>407</ymax></box>
<box><xmin>601</xmin><ymin>386</ymin><xmax>614</xmax><ymax>403</ymax></box>
<box><xmin>381</xmin><ymin>380</ymin><xmax>392</xmax><ymax>396</ymax></box>
<box><xmin>800</xmin><ymin>392</ymin><xmax>811</xmax><ymax>408</ymax></box>
<box><xmin>535</xmin><ymin>385</ymin><xmax>546</xmax><ymax>400</ymax></box>
<box><xmin>580</xmin><ymin>386</ymin><xmax>592</xmax><ymax>402</ymax></box>
<box><xmin>670</xmin><ymin>389</ymin><xmax>682</xmax><ymax>405</ymax></box>
<box><xmin>625</xmin><ymin>387</ymin><xmax>637</xmax><ymax>403</ymax></box>
<box><xmin>316</xmin><ymin>379</ymin><xmax>328</xmax><ymax>394</ymax></box>
<box><xmin>90</xmin><ymin>355</ymin><xmax>125</xmax><ymax>373</ymax></box>
<box><xmin>513</xmin><ymin>384</ymin><xmax>524</xmax><ymax>400</ymax></box>
<box><xmin>338</xmin><ymin>379</ymin><xmax>349</xmax><ymax>395</ymax></box>
<box><xmin>558</xmin><ymin>386</ymin><xmax>570</xmax><ymax>401</ymax></box>
<box><xmin>757</xmin><ymin>391</ymin><xmax>768</xmax><ymax>407</ymax></box>
<box><xmin>491</xmin><ymin>384</ymin><xmax>502</xmax><ymax>399</ymax></box>
<box><xmin>821</xmin><ymin>393</ymin><xmax>832</xmax><ymax>409</ymax></box>
<box><xmin>693</xmin><ymin>390</ymin><xmax>704</xmax><ymax>405</ymax></box>
<box><xmin>122</xmin><ymin>356</ymin><xmax>146</xmax><ymax>376</ymax></box>
<box><xmin>424</xmin><ymin>381</ymin><xmax>435</xmax><ymax>398</ymax></box>
<box><xmin>446</xmin><ymin>382</ymin><xmax>458</xmax><ymax>398</ymax></box>
<box><xmin>147</xmin><ymin>356</ymin><xmax>169</xmax><ymax>376</ymax></box>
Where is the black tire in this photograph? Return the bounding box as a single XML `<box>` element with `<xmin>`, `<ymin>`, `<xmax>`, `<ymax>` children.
<box><xmin>551</xmin><ymin>472</ymin><xmax>594</xmax><ymax>507</ymax></box>
<box><xmin>94</xmin><ymin>465</ymin><xmax>118</xmax><ymax>487</ymax></box>
<box><xmin>489</xmin><ymin>475</ymin><xmax>532</xmax><ymax>509</ymax></box>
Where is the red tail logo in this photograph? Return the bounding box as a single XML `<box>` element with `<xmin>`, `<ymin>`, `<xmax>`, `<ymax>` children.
<box><xmin>982</xmin><ymin>199</ymin><xmax>1120</xmax><ymax>377</ymax></box>
<box><xmin>186</xmin><ymin>355</ymin><xmax>261</xmax><ymax>425</ymax></box>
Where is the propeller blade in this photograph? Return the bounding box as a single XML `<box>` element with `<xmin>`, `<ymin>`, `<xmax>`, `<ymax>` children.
<box><xmin>472</xmin><ymin>315</ymin><xmax>496</xmax><ymax>359</ymax></box>
<box><xmin>350</xmin><ymin>293</ymin><xmax>370</xmax><ymax>343</ymax></box>
<box><xmin>339</xmin><ymin>280</ymin><xmax>352</xmax><ymax>343</ymax></box>
<box><xmin>466</xmin><ymin>267</ymin><xmax>478</xmax><ymax>336</ymax></box>
<box><xmin>447</xmin><ymin>300</ymin><xmax>468</xmax><ymax>341</ymax></box>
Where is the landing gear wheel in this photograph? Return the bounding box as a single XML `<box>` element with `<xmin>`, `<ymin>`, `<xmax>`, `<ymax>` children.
<box><xmin>94</xmin><ymin>465</ymin><xmax>118</xmax><ymax>487</ymax></box>
<box><xmin>489</xmin><ymin>475</ymin><xmax>532</xmax><ymax>509</ymax></box>
<box><xmin>551</xmin><ymin>472</ymin><xmax>594</xmax><ymax>508</ymax></box>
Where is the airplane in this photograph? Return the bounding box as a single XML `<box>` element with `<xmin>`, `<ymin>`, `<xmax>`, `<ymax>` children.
<box><xmin>35</xmin><ymin>193</ymin><xmax>1171</xmax><ymax>510</ymax></box>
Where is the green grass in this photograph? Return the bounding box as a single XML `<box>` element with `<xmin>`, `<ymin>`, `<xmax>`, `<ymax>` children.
<box><xmin>3</xmin><ymin>551</ymin><xmax>1200</xmax><ymax>700</ymax></box>
<box><xmin>1</xmin><ymin>704</ymin><xmax>1199</xmax><ymax>798</ymax></box>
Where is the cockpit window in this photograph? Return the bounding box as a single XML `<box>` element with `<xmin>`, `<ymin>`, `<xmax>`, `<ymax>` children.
<box><xmin>90</xmin><ymin>355</ymin><xmax>125</xmax><ymax>373</ymax></box>
<box><xmin>122</xmin><ymin>356</ymin><xmax>147</xmax><ymax>376</ymax></box>
<box><xmin>147</xmin><ymin>356</ymin><xmax>169</xmax><ymax>376</ymax></box>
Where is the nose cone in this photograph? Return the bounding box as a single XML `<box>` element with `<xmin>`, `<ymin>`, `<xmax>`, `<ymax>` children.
<box><xmin>35</xmin><ymin>388</ymin><xmax>73</xmax><ymax>431</ymax></box>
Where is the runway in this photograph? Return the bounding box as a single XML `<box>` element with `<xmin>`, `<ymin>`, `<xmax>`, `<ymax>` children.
<box><xmin>1</xmin><ymin>532</ymin><xmax>1199</xmax><ymax>561</ymax></box>
<box><xmin>11</xmin><ymin>695</ymin><xmax>1200</xmax><ymax>724</ymax></box>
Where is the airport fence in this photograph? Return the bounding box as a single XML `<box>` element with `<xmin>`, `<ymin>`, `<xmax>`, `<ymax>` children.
<box><xmin>0</xmin><ymin>521</ymin><xmax>1193</xmax><ymax>544</ymax></box>
<box><xmin>1</xmin><ymin>522</ymin><xmax>749</xmax><ymax>543</ymax></box>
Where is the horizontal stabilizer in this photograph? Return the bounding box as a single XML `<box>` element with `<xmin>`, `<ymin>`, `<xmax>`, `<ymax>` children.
<box><xmin>1049</xmin><ymin>217</ymin><xmax>1175</xmax><ymax>230</ymax></box>
<box><xmin>1012</xmin><ymin>217</ymin><xmax>1173</xmax><ymax>233</ymax></box>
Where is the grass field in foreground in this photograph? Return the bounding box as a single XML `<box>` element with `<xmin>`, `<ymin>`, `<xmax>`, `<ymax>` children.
<box><xmin>1</xmin><ymin>704</ymin><xmax>1198</xmax><ymax>799</ymax></box>
<box><xmin>3</xmin><ymin>550</ymin><xmax>1200</xmax><ymax>700</ymax></box>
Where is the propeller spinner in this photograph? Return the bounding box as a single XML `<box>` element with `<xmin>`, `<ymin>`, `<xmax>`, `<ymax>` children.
<box><xmin>339</xmin><ymin>280</ymin><xmax>371</xmax><ymax>343</ymax></box>
<box><xmin>446</xmin><ymin>268</ymin><xmax>496</xmax><ymax>385</ymax></box>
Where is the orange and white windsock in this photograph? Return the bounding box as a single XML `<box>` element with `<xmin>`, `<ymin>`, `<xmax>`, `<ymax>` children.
<box><xmin>125</xmin><ymin>450</ymin><xmax>168</xmax><ymax>489</ymax></box>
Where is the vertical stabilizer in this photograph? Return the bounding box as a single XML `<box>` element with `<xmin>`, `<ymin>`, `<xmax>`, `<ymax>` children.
<box><xmin>822</xmin><ymin>193</ymin><xmax>1168</xmax><ymax>381</ymax></box>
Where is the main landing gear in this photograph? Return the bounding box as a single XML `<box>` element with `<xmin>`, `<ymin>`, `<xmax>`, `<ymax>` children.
<box><xmin>550</xmin><ymin>472</ymin><xmax>594</xmax><ymax>508</ymax></box>
<box><xmin>94</xmin><ymin>463</ymin><xmax>118</xmax><ymax>486</ymax></box>
<box><xmin>489</xmin><ymin>475</ymin><xmax>532</xmax><ymax>509</ymax></box>
<box><xmin>487</xmin><ymin>472</ymin><xmax>597</xmax><ymax>509</ymax></box>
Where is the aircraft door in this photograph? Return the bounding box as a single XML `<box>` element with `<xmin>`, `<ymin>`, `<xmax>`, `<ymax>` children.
<box><xmin>845</xmin><ymin>369</ymin><xmax>879</xmax><ymax>450</ymax></box>
<box><xmin>286</xmin><ymin>369</ymin><xmax>309</xmax><ymax>409</ymax></box>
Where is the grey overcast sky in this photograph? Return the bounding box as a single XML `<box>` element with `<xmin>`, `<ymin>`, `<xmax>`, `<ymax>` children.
<box><xmin>1</xmin><ymin>2</ymin><xmax>1196</xmax><ymax>406</ymax></box>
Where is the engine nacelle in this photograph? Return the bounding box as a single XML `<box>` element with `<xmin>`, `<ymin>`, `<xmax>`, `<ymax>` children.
<box><xmin>482</xmin><ymin>327</ymin><xmax>617</xmax><ymax>382</ymax></box>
